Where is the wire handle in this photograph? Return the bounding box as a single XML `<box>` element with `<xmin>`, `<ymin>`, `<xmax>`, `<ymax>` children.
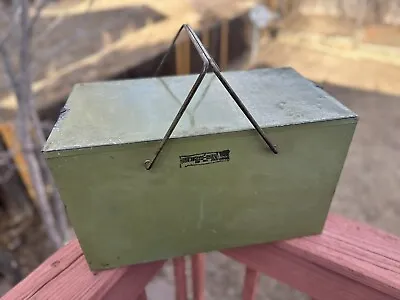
<box><xmin>144</xmin><ymin>24</ymin><xmax>278</xmax><ymax>170</ymax></box>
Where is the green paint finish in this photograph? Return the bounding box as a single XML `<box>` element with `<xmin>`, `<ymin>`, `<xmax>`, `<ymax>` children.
<box><xmin>44</xmin><ymin>67</ymin><xmax>356</xmax><ymax>152</ymax></box>
<box><xmin>43</xmin><ymin>68</ymin><xmax>357</xmax><ymax>270</ymax></box>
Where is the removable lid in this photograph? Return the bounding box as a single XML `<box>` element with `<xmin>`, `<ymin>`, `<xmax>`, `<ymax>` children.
<box><xmin>43</xmin><ymin>67</ymin><xmax>357</xmax><ymax>153</ymax></box>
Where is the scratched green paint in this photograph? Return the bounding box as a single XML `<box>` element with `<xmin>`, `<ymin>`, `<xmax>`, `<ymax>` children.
<box><xmin>43</xmin><ymin>68</ymin><xmax>357</xmax><ymax>270</ymax></box>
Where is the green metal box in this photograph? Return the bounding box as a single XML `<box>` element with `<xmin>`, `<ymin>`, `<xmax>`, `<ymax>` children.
<box><xmin>43</xmin><ymin>68</ymin><xmax>357</xmax><ymax>270</ymax></box>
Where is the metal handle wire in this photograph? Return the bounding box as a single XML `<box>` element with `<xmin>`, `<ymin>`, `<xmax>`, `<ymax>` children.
<box><xmin>144</xmin><ymin>24</ymin><xmax>278</xmax><ymax>170</ymax></box>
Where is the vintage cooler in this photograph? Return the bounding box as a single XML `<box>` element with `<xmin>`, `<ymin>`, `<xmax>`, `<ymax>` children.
<box><xmin>43</xmin><ymin>67</ymin><xmax>357</xmax><ymax>270</ymax></box>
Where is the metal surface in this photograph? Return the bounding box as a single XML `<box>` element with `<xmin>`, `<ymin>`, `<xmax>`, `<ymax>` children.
<box><xmin>43</xmin><ymin>65</ymin><xmax>358</xmax><ymax>271</ymax></box>
<box><xmin>145</xmin><ymin>24</ymin><xmax>277</xmax><ymax>170</ymax></box>
<box><xmin>43</xmin><ymin>68</ymin><xmax>357</xmax><ymax>154</ymax></box>
<box><xmin>45</xmin><ymin>118</ymin><xmax>357</xmax><ymax>271</ymax></box>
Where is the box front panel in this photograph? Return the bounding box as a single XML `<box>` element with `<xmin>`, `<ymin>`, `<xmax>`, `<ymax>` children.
<box><xmin>47</xmin><ymin>119</ymin><xmax>356</xmax><ymax>270</ymax></box>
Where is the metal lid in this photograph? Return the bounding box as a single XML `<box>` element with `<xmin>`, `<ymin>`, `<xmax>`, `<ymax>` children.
<box><xmin>43</xmin><ymin>67</ymin><xmax>357</xmax><ymax>152</ymax></box>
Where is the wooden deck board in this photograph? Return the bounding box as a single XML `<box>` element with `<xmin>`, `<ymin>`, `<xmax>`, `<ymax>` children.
<box><xmin>223</xmin><ymin>214</ymin><xmax>400</xmax><ymax>300</ymax></box>
<box><xmin>1</xmin><ymin>239</ymin><xmax>165</xmax><ymax>300</ymax></box>
<box><xmin>173</xmin><ymin>257</ymin><xmax>187</xmax><ymax>300</ymax></box>
<box><xmin>191</xmin><ymin>254</ymin><xmax>205</xmax><ymax>300</ymax></box>
<box><xmin>242</xmin><ymin>267</ymin><xmax>259</xmax><ymax>300</ymax></box>
<box><xmin>3</xmin><ymin>214</ymin><xmax>400</xmax><ymax>299</ymax></box>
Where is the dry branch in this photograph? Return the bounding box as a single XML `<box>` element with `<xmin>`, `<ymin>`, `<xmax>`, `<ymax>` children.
<box><xmin>0</xmin><ymin>150</ymin><xmax>16</xmax><ymax>184</ymax></box>
<box><xmin>0</xmin><ymin>0</ymin><xmax>83</xmax><ymax>250</ymax></box>
<box><xmin>1</xmin><ymin>0</ymin><xmax>96</xmax><ymax>250</ymax></box>
<box><xmin>35</xmin><ymin>0</ymin><xmax>95</xmax><ymax>43</ymax></box>
<box><xmin>29</xmin><ymin>0</ymin><xmax>54</xmax><ymax>29</ymax></box>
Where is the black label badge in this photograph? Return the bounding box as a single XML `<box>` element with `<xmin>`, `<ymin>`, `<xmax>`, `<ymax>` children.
<box><xmin>179</xmin><ymin>150</ymin><xmax>230</xmax><ymax>168</ymax></box>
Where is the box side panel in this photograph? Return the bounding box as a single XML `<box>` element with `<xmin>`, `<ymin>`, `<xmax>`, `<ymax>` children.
<box><xmin>47</xmin><ymin>119</ymin><xmax>356</xmax><ymax>270</ymax></box>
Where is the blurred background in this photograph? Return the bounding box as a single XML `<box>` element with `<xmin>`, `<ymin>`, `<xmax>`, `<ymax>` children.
<box><xmin>0</xmin><ymin>0</ymin><xmax>399</xmax><ymax>298</ymax></box>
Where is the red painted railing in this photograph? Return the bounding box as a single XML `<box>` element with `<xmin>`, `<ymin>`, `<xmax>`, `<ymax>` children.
<box><xmin>3</xmin><ymin>214</ymin><xmax>400</xmax><ymax>300</ymax></box>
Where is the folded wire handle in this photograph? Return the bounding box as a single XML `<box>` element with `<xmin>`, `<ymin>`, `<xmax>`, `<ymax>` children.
<box><xmin>144</xmin><ymin>24</ymin><xmax>278</xmax><ymax>170</ymax></box>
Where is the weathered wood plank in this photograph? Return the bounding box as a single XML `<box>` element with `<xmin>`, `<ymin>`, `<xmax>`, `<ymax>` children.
<box><xmin>223</xmin><ymin>214</ymin><xmax>400</xmax><ymax>300</ymax></box>
<box><xmin>4</xmin><ymin>214</ymin><xmax>400</xmax><ymax>299</ymax></box>
<box><xmin>242</xmin><ymin>267</ymin><xmax>259</xmax><ymax>300</ymax></box>
<box><xmin>173</xmin><ymin>257</ymin><xmax>187</xmax><ymax>300</ymax></box>
<box><xmin>1</xmin><ymin>239</ymin><xmax>165</xmax><ymax>300</ymax></box>
<box><xmin>191</xmin><ymin>254</ymin><xmax>205</xmax><ymax>300</ymax></box>
<box><xmin>137</xmin><ymin>291</ymin><xmax>147</xmax><ymax>300</ymax></box>
<box><xmin>220</xmin><ymin>20</ymin><xmax>229</xmax><ymax>70</ymax></box>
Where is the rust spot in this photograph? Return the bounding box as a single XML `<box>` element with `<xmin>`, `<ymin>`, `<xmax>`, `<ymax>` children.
<box><xmin>51</xmin><ymin>260</ymin><xmax>60</xmax><ymax>268</ymax></box>
<box><xmin>59</xmin><ymin>106</ymin><xmax>70</xmax><ymax>118</ymax></box>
